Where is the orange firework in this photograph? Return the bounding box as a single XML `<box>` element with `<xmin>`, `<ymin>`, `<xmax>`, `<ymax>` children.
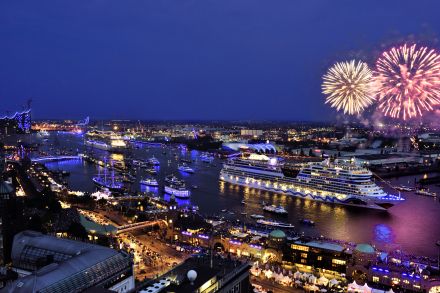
<box><xmin>374</xmin><ymin>44</ymin><xmax>440</xmax><ymax>120</ymax></box>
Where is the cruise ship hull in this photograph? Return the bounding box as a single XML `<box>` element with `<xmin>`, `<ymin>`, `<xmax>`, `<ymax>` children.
<box><xmin>220</xmin><ymin>174</ymin><xmax>396</xmax><ymax>210</ymax></box>
<box><xmin>85</xmin><ymin>140</ymin><xmax>125</xmax><ymax>153</ymax></box>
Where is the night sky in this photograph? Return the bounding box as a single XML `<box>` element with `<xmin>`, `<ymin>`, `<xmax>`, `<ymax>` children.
<box><xmin>1</xmin><ymin>0</ymin><xmax>439</xmax><ymax>120</ymax></box>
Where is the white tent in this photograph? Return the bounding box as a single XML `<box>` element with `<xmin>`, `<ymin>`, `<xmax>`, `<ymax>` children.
<box><xmin>348</xmin><ymin>281</ymin><xmax>372</xmax><ymax>293</ymax></box>
<box><xmin>309</xmin><ymin>275</ymin><xmax>317</xmax><ymax>284</ymax></box>
<box><xmin>294</xmin><ymin>271</ymin><xmax>301</xmax><ymax>279</ymax></box>
<box><xmin>387</xmin><ymin>289</ymin><xmax>394</xmax><ymax>293</ymax></box>
<box><xmin>329</xmin><ymin>278</ymin><xmax>339</xmax><ymax>286</ymax></box>
<box><xmin>263</xmin><ymin>269</ymin><xmax>273</xmax><ymax>279</ymax></box>
<box><xmin>318</xmin><ymin>275</ymin><xmax>329</xmax><ymax>286</ymax></box>
<box><xmin>362</xmin><ymin>283</ymin><xmax>372</xmax><ymax>293</ymax></box>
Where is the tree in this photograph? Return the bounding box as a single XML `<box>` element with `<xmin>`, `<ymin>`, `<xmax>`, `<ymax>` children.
<box><xmin>67</xmin><ymin>222</ymin><xmax>88</xmax><ymax>240</ymax></box>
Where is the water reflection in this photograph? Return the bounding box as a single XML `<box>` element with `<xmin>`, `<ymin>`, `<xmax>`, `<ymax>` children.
<box><xmin>374</xmin><ymin>224</ymin><xmax>395</xmax><ymax>244</ymax></box>
<box><xmin>163</xmin><ymin>194</ymin><xmax>190</xmax><ymax>206</ymax></box>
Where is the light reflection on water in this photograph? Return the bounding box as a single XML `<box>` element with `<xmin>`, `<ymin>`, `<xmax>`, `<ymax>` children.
<box><xmin>40</xmin><ymin>132</ymin><xmax>440</xmax><ymax>257</ymax></box>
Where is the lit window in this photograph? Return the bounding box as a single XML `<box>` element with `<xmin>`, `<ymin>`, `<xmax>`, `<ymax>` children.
<box><xmin>372</xmin><ymin>276</ymin><xmax>379</xmax><ymax>282</ymax></box>
<box><xmin>301</xmin><ymin>253</ymin><xmax>308</xmax><ymax>258</ymax></box>
<box><xmin>332</xmin><ymin>259</ymin><xmax>346</xmax><ymax>265</ymax></box>
<box><xmin>317</xmin><ymin>256</ymin><xmax>322</xmax><ymax>261</ymax></box>
<box><xmin>291</xmin><ymin>244</ymin><xmax>309</xmax><ymax>252</ymax></box>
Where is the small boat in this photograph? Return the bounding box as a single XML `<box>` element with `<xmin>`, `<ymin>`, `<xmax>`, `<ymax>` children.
<box><xmin>200</xmin><ymin>153</ymin><xmax>214</xmax><ymax>163</ymax></box>
<box><xmin>140</xmin><ymin>178</ymin><xmax>159</xmax><ymax>187</ymax></box>
<box><xmin>263</xmin><ymin>204</ymin><xmax>288</xmax><ymax>215</ymax></box>
<box><xmin>241</xmin><ymin>212</ymin><xmax>247</xmax><ymax>216</ymax></box>
<box><xmin>228</xmin><ymin>211</ymin><xmax>235</xmax><ymax>215</ymax></box>
<box><xmin>415</xmin><ymin>189</ymin><xmax>437</xmax><ymax>197</ymax></box>
<box><xmin>180</xmin><ymin>159</ymin><xmax>192</xmax><ymax>164</ymax></box>
<box><xmin>256</xmin><ymin>219</ymin><xmax>294</xmax><ymax>229</ymax></box>
<box><xmin>250</xmin><ymin>214</ymin><xmax>265</xmax><ymax>219</ymax></box>
<box><xmin>178</xmin><ymin>164</ymin><xmax>195</xmax><ymax>174</ymax></box>
<box><xmin>148</xmin><ymin>157</ymin><xmax>160</xmax><ymax>166</ymax></box>
<box><xmin>191</xmin><ymin>185</ymin><xmax>198</xmax><ymax>189</ymax></box>
<box><xmin>146</xmin><ymin>167</ymin><xmax>157</xmax><ymax>175</ymax></box>
<box><xmin>395</xmin><ymin>185</ymin><xmax>414</xmax><ymax>192</ymax></box>
<box><xmin>241</xmin><ymin>200</ymin><xmax>246</xmax><ymax>205</ymax></box>
<box><xmin>300</xmin><ymin>219</ymin><xmax>315</xmax><ymax>226</ymax></box>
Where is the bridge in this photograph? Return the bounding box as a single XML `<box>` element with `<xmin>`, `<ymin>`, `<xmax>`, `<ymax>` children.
<box><xmin>31</xmin><ymin>155</ymin><xmax>82</xmax><ymax>163</ymax></box>
<box><xmin>117</xmin><ymin>219</ymin><xmax>167</xmax><ymax>234</ymax></box>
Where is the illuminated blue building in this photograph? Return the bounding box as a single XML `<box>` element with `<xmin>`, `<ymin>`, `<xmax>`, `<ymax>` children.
<box><xmin>0</xmin><ymin>109</ymin><xmax>31</xmax><ymax>135</ymax></box>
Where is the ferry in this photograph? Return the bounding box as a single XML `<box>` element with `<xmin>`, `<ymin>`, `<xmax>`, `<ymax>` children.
<box><xmin>262</xmin><ymin>204</ymin><xmax>288</xmax><ymax>215</ymax></box>
<box><xmin>220</xmin><ymin>154</ymin><xmax>404</xmax><ymax>210</ymax></box>
<box><xmin>164</xmin><ymin>175</ymin><xmax>190</xmax><ymax>198</ymax></box>
<box><xmin>178</xmin><ymin>164</ymin><xmax>195</xmax><ymax>174</ymax></box>
<box><xmin>256</xmin><ymin>219</ymin><xmax>295</xmax><ymax>229</ymax></box>
<box><xmin>415</xmin><ymin>189</ymin><xmax>437</xmax><ymax>197</ymax></box>
<box><xmin>140</xmin><ymin>178</ymin><xmax>159</xmax><ymax>187</ymax></box>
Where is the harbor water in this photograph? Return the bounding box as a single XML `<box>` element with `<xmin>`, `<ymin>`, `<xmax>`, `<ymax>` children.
<box><xmin>39</xmin><ymin>132</ymin><xmax>440</xmax><ymax>258</ymax></box>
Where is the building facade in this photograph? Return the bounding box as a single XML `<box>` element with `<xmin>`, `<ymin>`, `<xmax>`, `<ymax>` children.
<box><xmin>0</xmin><ymin>109</ymin><xmax>31</xmax><ymax>135</ymax></box>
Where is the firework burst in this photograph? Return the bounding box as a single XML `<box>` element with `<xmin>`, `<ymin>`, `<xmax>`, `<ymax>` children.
<box><xmin>322</xmin><ymin>60</ymin><xmax>375</xmax><ymax>115</ymax></box>
<box><xmin>374</xmin><ymin>44</ymin><xmax>440</xmax><ymax>120</ymax></box>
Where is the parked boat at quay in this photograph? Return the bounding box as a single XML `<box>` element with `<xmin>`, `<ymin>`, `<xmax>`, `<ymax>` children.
<box><xmin>415</xmin><ymin>189</ymin><xmax>437</xmax><ymax>197</ymax></box>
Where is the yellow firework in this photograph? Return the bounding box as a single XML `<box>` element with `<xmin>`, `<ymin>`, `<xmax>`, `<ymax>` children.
<box><xmin>322</xmin><ymin>60</ymin><xmax>375</xmax><ymax>115</ymax></box>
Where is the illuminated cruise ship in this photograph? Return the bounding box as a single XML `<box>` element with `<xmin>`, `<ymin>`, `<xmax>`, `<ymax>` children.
<box><xmin>220</xmin><ymin>154</ymin><xmax>404</xmax><ymax>210</ymax></box>
<box><xmin>84</xmin><ymin>130</ymin><xmax>127</xmax><ymax>152</ymax></box>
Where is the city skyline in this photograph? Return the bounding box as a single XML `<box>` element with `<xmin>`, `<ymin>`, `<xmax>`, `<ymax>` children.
<box><xmin>2</xmin><ymin>0</ymin><xmax>440</xmax><ymax>120</ymax></box>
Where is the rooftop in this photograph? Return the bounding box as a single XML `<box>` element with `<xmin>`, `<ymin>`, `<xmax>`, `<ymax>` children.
<box><xmin>355</xmin><ymin>243</ymin><xmax>376</xmax><ymax>254</ymax></box>
<box><xmin>269</xmin><ymin>229</ymin><xmax>286</xmax><ymax>239</ymax></box>
<box><xmin>295</xmin><ymin>240</ymin><xmax>345</xmax><ymax>252</ymax></box>
<box><xmin>157</xmin><ymin>254</ymin><xmax>250</xmax><ymax>293</ymax></box>
<box><xmin>6</xmin><ymin>230</ymin><xmax>133</xmax><ymax>293</ymax></box>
